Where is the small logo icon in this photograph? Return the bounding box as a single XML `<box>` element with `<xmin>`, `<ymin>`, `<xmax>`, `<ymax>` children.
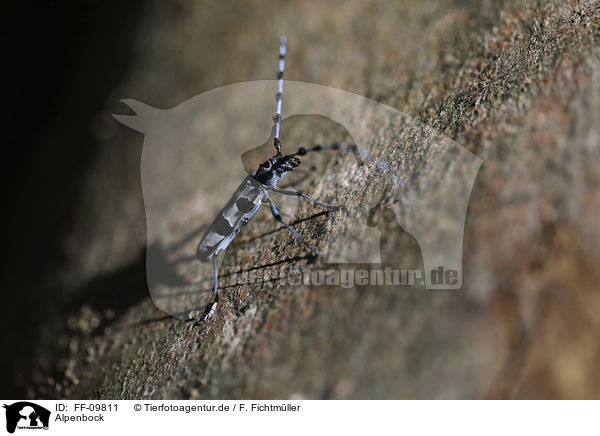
<box><xmin>3</xmin><ymin>402</ymin><xmax>50</xmax><ymax>434</ymax></box>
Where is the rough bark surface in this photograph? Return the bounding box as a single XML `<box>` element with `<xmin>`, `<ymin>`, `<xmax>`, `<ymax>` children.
<box><xmin>27</xmin><ymin>0</ymin><xmax>600</xmax><ymax>399</ymax></box>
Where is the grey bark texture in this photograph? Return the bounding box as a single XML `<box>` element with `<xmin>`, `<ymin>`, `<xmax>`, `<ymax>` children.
<box><xmin>29</xmin><ymin>0</ymin><xmax>600</xmax><ymax>399</ymax></box>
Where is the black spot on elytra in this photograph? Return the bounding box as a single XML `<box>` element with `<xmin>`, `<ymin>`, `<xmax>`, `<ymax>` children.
<box><xmin>213</xmin><ymin>214</ymin><xmax>234</xmax><ymax>235</ymax></box>
<box><xmin>236</xmin><ymin>197</ymin><xmax>255</xmax><ymax>213</ymax></box>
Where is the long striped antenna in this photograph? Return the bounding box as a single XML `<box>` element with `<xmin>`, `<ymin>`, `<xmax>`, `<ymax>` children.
<box><xmin>273</xmin><ymin>36</ymin><xmax>287</xmax><ymax>155</ymax></box>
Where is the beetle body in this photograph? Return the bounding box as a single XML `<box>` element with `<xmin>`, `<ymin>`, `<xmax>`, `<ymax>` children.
<box><xmin>196</xmin><ymin>176</ymin><xmax>266</xmax><ymax>262</ymax></box>
<box><xmin>194</xmin><ymin>37</ymin><xmax>359</xmax><ymax>321</ymax></box>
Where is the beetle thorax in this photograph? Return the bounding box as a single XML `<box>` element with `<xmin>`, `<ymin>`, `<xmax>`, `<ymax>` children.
<box><xmin>252</xmin><ymin>154</ymin><xmax>301</xmax><ymax>186</ymax></box>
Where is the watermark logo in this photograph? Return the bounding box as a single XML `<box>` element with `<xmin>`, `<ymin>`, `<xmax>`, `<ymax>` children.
<box><xmin>218</xmin><ymin>265</ymin><xmax>460</xmax><ymax>288</ymax></box>
<box><xmin>3</xmin><ymin>402</ymin><xmax>50</xmax><ymax>433</ymax></box>
<box><xmin>113</xmin><ymin>81</ymin><xmax>482</xmax><ymax>317</ymax></box>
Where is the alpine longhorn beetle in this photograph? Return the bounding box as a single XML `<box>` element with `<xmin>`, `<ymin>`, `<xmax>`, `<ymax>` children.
<box><xmin>196</xmin><ymin>36</ymin><xmax>360</xmax><ymax>320</ymax></box>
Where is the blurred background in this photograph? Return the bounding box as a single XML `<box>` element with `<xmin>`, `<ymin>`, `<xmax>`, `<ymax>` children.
<box><xmin>2</xmin><ymin>0</ymin><xmax>599</xmax><ymax>399</ymax></box>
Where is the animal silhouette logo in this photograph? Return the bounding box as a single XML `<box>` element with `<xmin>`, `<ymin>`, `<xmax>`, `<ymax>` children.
<box><xmin>3</xmin><ymin>402</ymin><xmax>50</xmax><ymax>433</ymax></box>
<box><xmin>113</xmin><ymin>80</ymin><xmax>482</xmax><ymax>317</ymax></box>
